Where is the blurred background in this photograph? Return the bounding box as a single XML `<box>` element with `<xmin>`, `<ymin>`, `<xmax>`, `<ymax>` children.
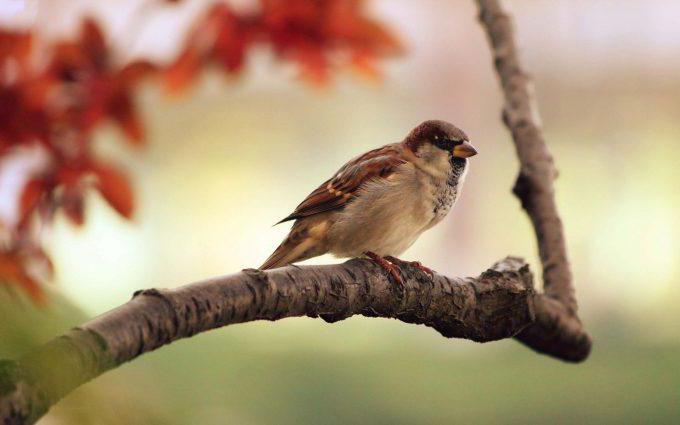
<box><xmin>1</xmin><ymin>0</ymin><xmax>679</xmax><ymax>423</ymax></box>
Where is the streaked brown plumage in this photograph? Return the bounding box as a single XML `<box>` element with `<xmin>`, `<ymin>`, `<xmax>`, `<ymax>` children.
<box><xmin>261</xmin><ymin>120</ymin><xmax>477</xmax><ymax>279</ymax></box>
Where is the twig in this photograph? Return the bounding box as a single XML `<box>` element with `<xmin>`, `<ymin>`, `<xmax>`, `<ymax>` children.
<box><xmin>475</xmin><ymin>0</ymin><xmax>591</xmax><ymax>359</ymax></box>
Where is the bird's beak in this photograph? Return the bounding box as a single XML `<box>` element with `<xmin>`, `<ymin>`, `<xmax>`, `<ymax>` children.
<box><xmin>452</xmin><ymin>141</ymin><xmax>478</xmax><ymax>158</ymax></box>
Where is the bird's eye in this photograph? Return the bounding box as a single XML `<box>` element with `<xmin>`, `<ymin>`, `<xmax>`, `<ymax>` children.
<box><xmin>433</xmin><ymin>138</ymin><xmax>457</xmax><ymax>151</ymax></box>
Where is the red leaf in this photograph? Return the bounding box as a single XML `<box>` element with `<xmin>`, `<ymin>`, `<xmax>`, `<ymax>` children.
<box><xmin>19</xmin><ymin>178</ymin><xmax>46</xmax><ymax>223</ymax></box>
<box><xmin>163</xmin><ymin>48</ymin><xmax>202</xmax><ymax>94</ymax></box>
<box><xmin>349</xmin><ymin>51</ymin><xmax>381</xmax><ymax>82</ymax></box>
<box><xmin>62</xmin><ymin>189</ymin><xmax>85</xmax><ymax>226</ymax></box>
<box><xmin>80</xmin><ymin>78</ymin><xmax>112</xmax><ymax>133</ymax></box>
<box><xmin>296</xmin><ymin>46</ymin><xmax>329</xmax><ymax>85</ymax></box>
<box><xmin>57</xmin><ymin>166</ymin><xmax>85</xmax><ymax>187</ymax></box>
<box><xmin>0</xmin><ymin>84</ymin><xmax>51</xmax><ymax>149</ymax></box>
<box><xmin>109</xmin><ymin>91</ymin><xmax>144</xmax><ymax>144</ymax></box>
<box><xmin>211</xmin><ymin>7</ymin><xmax>251</xmax><ymax>74</ymax></box>
<box><xmin>119</xmin><ymin>61</ymin><xmax>157</xmax><ymax>85</ymax></box>
<box><xmin>91</xmin><ymin>163</ymin><xmax>134</xmax><ymax>219</ymax></box>
<box><xmin>0</xmin><ymin>251</ymin><xmax>44</xmax><ymax>304</ymax></box>
<box><xmin>0</xmin><ymin>29</ymin><xmax>32</xmax><ymax>75</ymax></box>
<box><xmin>259</xmin><ymin>0</ymin><xmax>402</xmax><ymax>85</ymax></box>
<box><xmin>81</xmin><ymin>18</ymin><xmax>108</xmax><ymax>70</ymax></box>
<box><xmin>214</xmin><ymin>22</ymin><xmax>248</xmax><ymax>73</ymax></box>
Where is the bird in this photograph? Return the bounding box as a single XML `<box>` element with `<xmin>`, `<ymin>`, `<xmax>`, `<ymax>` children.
<box><xmin>260</xmin><ymin>119</ymin><xmax>477</xmax><ymax>283</ymax></box>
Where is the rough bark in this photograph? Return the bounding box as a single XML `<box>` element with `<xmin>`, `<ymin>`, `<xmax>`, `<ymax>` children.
<box><xmin>475</xmin><ymin>0</ymin><xmax>592</xmax><ymax>360</ymax></box>
<box><xmin>1</xmin><ymin>257</ymin><xmax>536</xmax><ymax>424</ymax></box>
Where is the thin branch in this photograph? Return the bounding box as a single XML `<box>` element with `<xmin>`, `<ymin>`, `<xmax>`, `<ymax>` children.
<box><xmin>1</xmin><ymin>258</ymin><xmax>535</xmax><ymax>424</ymax></box>
<box><xmin>475</xmin><ymin>0</ymin><xmax>592</xmax><ymax>359</ymax></box>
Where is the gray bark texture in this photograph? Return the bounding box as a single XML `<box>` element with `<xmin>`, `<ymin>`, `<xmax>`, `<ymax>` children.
<box><xmin>0</xmin><ymin>0</ymin><xmax>591</xmax><ymax>423</ymax></box>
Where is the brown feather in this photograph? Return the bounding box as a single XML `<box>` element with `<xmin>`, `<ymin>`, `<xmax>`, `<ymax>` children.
<box><xmin>276</xmin><ymin>143</ymin><xmax>406</xmax><ymax>224</ymax></box>
<box><xmin>261</xmin><ymin>215</ymin><xmax>329</xmax><ymax>269</ymax></box>
<box><xmin>260</xmin><ymin>224</ymin><xmax>308</xmax><ymax>269</ymax></box>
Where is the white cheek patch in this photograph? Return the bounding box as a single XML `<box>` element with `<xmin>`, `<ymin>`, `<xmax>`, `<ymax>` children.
<box><xmin>459</xmin><ymin>161</ymin><xmax>469</xmax><ymax>184</ymax></box>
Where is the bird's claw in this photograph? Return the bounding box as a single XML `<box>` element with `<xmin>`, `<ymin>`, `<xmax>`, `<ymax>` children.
<box><xmin>364</xmin><ymin>252</ymin><xmax>404</xmax><ymax>285</ymax></box>
<box><xmin>384</xmin><ymin>256</ymin><xmax>435</xmax><ymax>278</ymax></box>
<box><xmin>364</xmin><ymin>252</ymin><xmax>436</xmax><ymax>285</ymax></box>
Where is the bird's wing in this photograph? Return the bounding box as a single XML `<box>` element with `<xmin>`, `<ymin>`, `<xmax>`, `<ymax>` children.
<box><xmin>276</xmin><ymin>143</ymin><xmax>406</xmax><ymax>223</ymax></box>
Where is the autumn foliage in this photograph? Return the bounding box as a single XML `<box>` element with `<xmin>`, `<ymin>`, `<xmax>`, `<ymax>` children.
<box><xmin>0</xmin><ymin>0</ymin><xmax>400</xmax><ymax>302</ymax></box>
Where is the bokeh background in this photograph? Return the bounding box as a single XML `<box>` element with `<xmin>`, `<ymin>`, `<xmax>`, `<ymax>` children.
<box><xmin>2</xmin><ymin>0</ymin><xmax>679</xmax><ymax>423</ymax></box>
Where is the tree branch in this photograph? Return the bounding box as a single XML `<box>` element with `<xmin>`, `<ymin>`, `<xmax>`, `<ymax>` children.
<box><xmin>1</xmin><ymin>257</ymin><xmax>535</xmax><ymax>424</ymax></box>
<box><xmin>475</xmin><ymin>0</ymin><xmax>592</xmax><ymax>360</ymax></box>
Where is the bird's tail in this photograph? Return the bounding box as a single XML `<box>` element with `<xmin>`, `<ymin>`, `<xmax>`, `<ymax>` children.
<box><xmin>260</xmin><ymin>221</ymin><xmax>325</xmax><ymax>270</ymax></box>
<box><xmin>260</xmin><ymin>237</ymin><xmax>301</xmax><ymax>270</ymax></box>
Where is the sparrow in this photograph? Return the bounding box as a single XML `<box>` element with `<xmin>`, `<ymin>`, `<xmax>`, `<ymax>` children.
<box><xmin>260</xmin><ymin>120</ymin><xmax>477</xmax><ymax>283</ymax></box>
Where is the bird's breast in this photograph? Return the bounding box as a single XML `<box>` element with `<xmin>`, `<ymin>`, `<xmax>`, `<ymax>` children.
<box><xmin>422</xmin><ymin>157</ymin><xmax>468</xmax><ymax>227</ymax></box>
<box><xmin>431</xmin><ymin>173</ymin><xmax>458</xmax><ymax>220</ymax></box>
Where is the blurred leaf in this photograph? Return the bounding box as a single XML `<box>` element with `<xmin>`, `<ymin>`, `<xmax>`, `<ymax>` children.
<box><xmin>91</xmin><ymin>163</ymin><xmax>134</xmax><ymax>219</ymax></box>
<box><xmin>62</xmin><ymin>187</ymin><xmax>86</xmax><ymax>226</ymax></box>
<box><xmin>19</xmin><ymin>178</ymin><xmax>47</xmax><ymax>224</ymax></box>
<box><xmin>163</xmin><ymin>49</ymin><xmax>202</xmax><ymax>95</ymax></box>
<box><xmin>0</xmin><ymin>250</ymin><xmax>43</xmax><ymax>304</ymax></box>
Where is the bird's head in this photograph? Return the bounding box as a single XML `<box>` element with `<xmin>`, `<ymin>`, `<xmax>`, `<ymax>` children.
<box><xmin>404</xmin><ymin>120</ymin><xmax>477</xmax><ymax>162</ymax></box>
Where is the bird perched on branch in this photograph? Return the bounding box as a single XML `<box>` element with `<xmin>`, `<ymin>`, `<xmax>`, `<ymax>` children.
<box><xmin>261</xmin><ymin>120</ymin><xmax>477</xmax><ymax>283</ymax></box>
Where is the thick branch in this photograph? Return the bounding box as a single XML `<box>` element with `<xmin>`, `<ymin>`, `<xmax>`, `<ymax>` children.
<box><xmin>476</xmin><ymin>0</ymin><xmax>592</xmax><ymax>360</ymax></box>
<box><xmin>1</xmin><ymin>257</ymin><xmax>534</xmax><ymax>424</ymax></box>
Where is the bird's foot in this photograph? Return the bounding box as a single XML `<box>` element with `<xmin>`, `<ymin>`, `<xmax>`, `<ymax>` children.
<box><xmin>384</xmin><ymin>256</ymin><xmax>435</xmax><ymax>278</ymax></box>
<box><xmin>364</xmin><ymin>251</ymin><xmax>404</xmax><ymax>285</ymax></box>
